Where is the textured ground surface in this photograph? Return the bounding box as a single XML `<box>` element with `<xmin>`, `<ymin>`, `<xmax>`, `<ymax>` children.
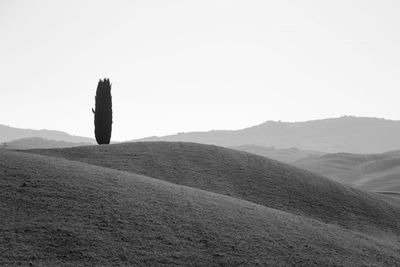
<box><xmin>1</xmin><ymin>142</ymin><xmax>400</xmax><ymax>266</ymax></box>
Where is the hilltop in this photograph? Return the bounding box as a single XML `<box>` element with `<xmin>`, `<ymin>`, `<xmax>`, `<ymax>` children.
<box><xmin>134</xmin><ymin>116</ymin><xmax>400</xmax><ymax>153</ymax></box>
<box><xmin>2</xmin><ymin>145</ymin><xmax>400</xmax><ymax>265</ymax></box>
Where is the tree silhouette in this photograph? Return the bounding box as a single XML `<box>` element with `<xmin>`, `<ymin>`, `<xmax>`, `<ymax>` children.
<box><xmin>93</xmin><ymin>78</ymin><xmax>112</xmax><ymax>144</ymax></box>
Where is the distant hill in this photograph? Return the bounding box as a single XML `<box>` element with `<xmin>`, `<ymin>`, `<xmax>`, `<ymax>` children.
<box><xmin>296</xmin><ymin>150</ymin><xmax>400</xmax><ymax>195</ymax></box>
<box><xmin>231</xmin><ymin>145</ymin><xmax>324</xmax><ymax>163</ymax></box>
<box><xmin>3</xmin><ymin>148</ymin><xmax>400</xmax><ymax>265</ymax></box>
<box><xmin>0</xmin><ymin>123</ymin><xmax>95</xmax><ymax>144</ymax></box>
<box><xmin>2</xmin><ymin>137</ymin><xmax>94</xmax><ymax>150</ymax></box>
<box><xmin>134</xmin><ymin>116</ymin><xmax>400</xmax><ymax>153</ymax></box>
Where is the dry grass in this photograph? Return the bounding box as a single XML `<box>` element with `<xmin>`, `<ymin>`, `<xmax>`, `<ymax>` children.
<box><xmin>29</xmin><ymin>142</ymin><xmax>400</xmax><ymax>238</ymax></box>
<box><xmin>2</xmin><ymin>149</ymin><xmax>400</xmax><ymax>266</ymax></box>
<box><xmin>2</xmin><ymin>142</ymin><xmax>400</xmax><ymax>266</ymax></box>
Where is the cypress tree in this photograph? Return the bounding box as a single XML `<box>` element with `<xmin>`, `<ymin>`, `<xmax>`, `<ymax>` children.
<box><xmin>93</xmin><ymin>78</ymin><xmax>112</xmax><ymax>144</ymax></box>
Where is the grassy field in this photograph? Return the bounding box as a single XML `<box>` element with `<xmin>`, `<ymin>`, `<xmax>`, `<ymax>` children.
<box><xmin>29</xmin><ymin>142</ymin><xmax>400</xmax><ymax>237</ymax></box>
<box><xmin>2</xmin><ymin>142</ymin><xmax>400</xmax><ymax>265</ymax></box>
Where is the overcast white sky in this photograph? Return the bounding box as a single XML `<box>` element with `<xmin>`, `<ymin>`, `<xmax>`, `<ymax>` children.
<box><xmin>1</xmin><ymin>0</ymin><xmax>399</xmax><ymax>141</ymax></box>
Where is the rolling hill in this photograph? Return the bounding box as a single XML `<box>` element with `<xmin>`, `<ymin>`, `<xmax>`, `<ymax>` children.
<box><xmin>0</xmin><ymin>123</ymin><xmax>95</xmax><ymax>144</ymax></box>
<box><xmin>29</xmin><ymin>142</ymin><xmax>400</xmax><ymax>237</ymax></box>
<box><xmin>296</xmin><ymin>150</ymin><xmax>400</xmax><ymax>195</ymax></box>
<box><xmin>135</xmin><ymin>116</ymin><xmax>400</xmax><ymax>154</ymax></box>
<box><xmin>2</xmin><ymin>137</ymin><xmax>94</xmax><ymax>150</ymax></box>
<box><xmin>2</xmin><ymin>145</ymin><xmax>400</xmax><ymax>265</ymax></box>
<box><xmin>231</xmin><ymin>145</ymin><xmax>324</xmax><ymax>163</ymax></box>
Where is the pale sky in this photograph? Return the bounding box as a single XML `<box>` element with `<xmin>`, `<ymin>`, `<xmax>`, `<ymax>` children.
<box><xmin>1</xmin><ymin>0</ymin><xmax>399</xmax><ymax>141</ymax></box>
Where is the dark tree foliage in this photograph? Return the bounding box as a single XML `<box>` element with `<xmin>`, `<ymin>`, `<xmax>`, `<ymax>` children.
<box><xmin>93</xmin><ymin>78</ymin><xmax>112</xmax><ymax>144</ymax></box>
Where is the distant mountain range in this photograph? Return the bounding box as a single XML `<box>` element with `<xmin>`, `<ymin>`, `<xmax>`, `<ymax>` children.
<box><xmin>3</xmin><ymin>116</ymin><xmax>400</xmax><ymax>153</ymax></box>
<box><xmin>135</xmin><ymin>116</ymin><xmax>400</xmax><ymax>154</ymax></box>
<box><xmin>0</xmin><ymin>124</ymin><xmax>95</xmax><ymax>144</ymax></box>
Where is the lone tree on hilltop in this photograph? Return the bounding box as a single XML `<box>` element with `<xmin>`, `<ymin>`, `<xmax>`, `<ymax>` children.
<box><xmin>93</xmin><ymin>78</ymin><xmax>112</xmax><ymax>144</ymax></box>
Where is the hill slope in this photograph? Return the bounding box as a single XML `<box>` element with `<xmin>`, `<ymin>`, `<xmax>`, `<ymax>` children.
<box><xmin>1</xmin><ymin>149</ymin><xmax>400</xmax><ymax>266</ymax></box>
<box><xmin>296</xmin><ymin>150</ymin><xmax>400</xmax><ymax>194</ymax></box>
<box><xmin>29</xmin><ymin>142</ymin><xmax>400</xmax><ymax>238</ymax></box>
<box><xmin>135</xmin><ymin>116</ymin><xmax>400</xmax><ymax>153</ymax></box>
<box><xmin>0</xmin><ymin>123</ymin><xmax>95</xmax><ymax>143</ymax></box>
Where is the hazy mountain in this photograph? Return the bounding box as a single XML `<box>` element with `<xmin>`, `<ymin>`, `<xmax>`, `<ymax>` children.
<box><xmin>0</xmin><ymin>124</ymin><xmax>95</xmax><ymax>144</ymax></box>
<box><xmin>231</xmin><ymin>145</ymin><xmax>324</xmax><ymax>163</ymax></box>
<box><xmin>135</xmin><ymin>116</ymin><xmax>400</xmax><ymax>154</ymax></box>
<box><xmin>2</xmin><ymin>137</ymin><xmax>93</xmax><ymax>150</ymax></box>
<box><xmin>7</xmin><ymin>141</ymin><xmax>398</xmax><ymax>265</ymax></box>
<box><xmin>296</xmin><ymin>150</ymin><xmax>400</xmax><ymax>195</ymax></box>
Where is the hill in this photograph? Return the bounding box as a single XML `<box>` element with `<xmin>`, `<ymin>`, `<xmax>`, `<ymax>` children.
<box><xmin>2</xmin><ymin>137</ymin><xmax>94</xmax><ymax>150</ymax></box>
<box><xmin>231</xmin><ymin>145</ymin><xmax>324</xmax><ymax>163</ymax></box>
<box><xmin>134</xmin><ymin>116</ymin><xmax>400</xmax><ymax>153</ymax></box>
<box><xmin>0</xmin><ymin>123</ymin><xmax>95</xmax><ymax>144</ymax></box>
<box><xmin>296</xmin><ymin>150</ymin><xmax>400</xmax><ymax>194</ymax></box>
<box><xmin>29</xmin><ymin>142</ymin><xmax>400</xmax><ymax>238</ymax></box>
<box><xmin>2</xmin><ymin>148</ymin><xmax>400</xmax><ymax>265</ymax></box>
